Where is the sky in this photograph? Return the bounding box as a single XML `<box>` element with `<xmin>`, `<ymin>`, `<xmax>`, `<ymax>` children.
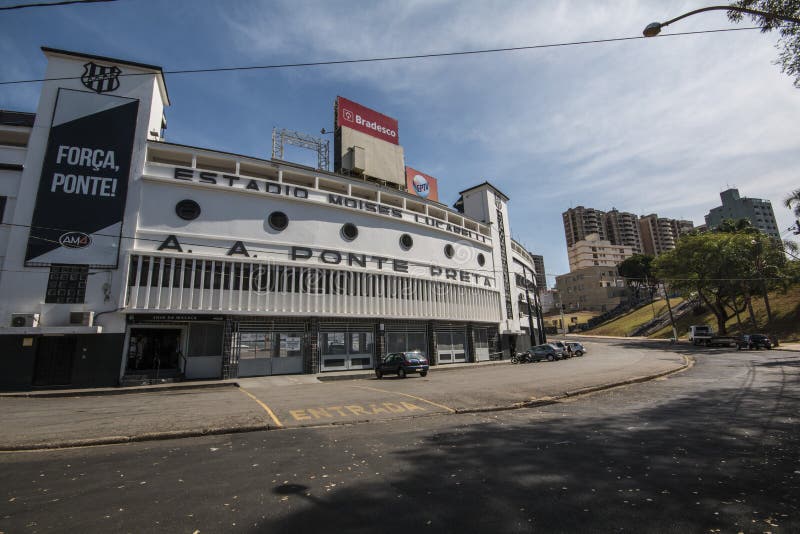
<box><xmin>1</xmin><ymin>0</ymin><xmax>798</xmax><ymax>286</ymax></box>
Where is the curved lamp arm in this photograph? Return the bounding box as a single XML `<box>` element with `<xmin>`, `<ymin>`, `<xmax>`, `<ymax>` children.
<box><xmin>643</xmin><ymin>5</ymin><xmax>800</xmax><ymax>37</ymax></box>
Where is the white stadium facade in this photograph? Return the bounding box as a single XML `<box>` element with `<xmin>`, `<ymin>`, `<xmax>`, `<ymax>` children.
<box><xmin>0</xmin><ymin>48</ymin><xmax>544</xmax><ymax>389</ymax></box>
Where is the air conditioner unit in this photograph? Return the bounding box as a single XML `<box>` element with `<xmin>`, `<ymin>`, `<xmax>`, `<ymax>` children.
<box><xmin>11</xmin><ymin>313</ymin><xmax>40</xmax><ymax>328</ymax></box>
<box><xmin>69</xmin><ymin>311</ymin><xmax>95</xmax><ymax>327</ymax></box>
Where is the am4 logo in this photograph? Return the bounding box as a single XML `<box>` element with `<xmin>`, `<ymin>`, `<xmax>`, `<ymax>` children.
<box><xmin>59</xmin><ymin>231</ymin><xmax>92</xmax><ymax>249</ymax></box>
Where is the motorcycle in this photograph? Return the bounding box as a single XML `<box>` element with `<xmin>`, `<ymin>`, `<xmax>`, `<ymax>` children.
<box><xmin>511</xmin><ymin>351</ymin><xmax>532</xmax><ymax>364</ymax></box>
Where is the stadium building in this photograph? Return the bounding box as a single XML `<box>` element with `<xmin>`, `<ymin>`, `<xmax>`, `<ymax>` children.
<box><xmin>0</xmin><ymin>48</ymin><xmax>543</xmax><ymax>389</ymax></box>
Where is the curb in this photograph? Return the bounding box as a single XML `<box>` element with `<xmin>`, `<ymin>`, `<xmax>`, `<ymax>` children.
<box><xmin>454</xmin><ymin>354</ymin><xmax>694</xmax><ymax>415</ymax></box>
<box><xmin>1</xmin><ymin>355</ymin><xmax>693</xmax><ymax>452</ymax></box>
<box><xmin>0</xmin><ymin>382</ymin><xmax>239</xmax><ymax>398</ymax></box>
<box><xmin>0</xmin><ymin>423</ymin><xmax>274</xmax><ymax>452</ymax></box>
<box><xmin>772</xmin><ymin>346</ymin><xmax>800</xmax><ymax>353</ymax></box>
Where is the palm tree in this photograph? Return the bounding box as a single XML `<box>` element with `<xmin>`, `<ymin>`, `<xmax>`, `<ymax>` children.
<box><xmin>785</xmin><ymin>189</ymin><xmax>800</xmax><ymax>218</ymax></box>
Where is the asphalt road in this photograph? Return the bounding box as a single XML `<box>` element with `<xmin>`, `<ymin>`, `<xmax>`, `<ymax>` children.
<box><xmin>1</xmin><ymin>341</ymin><xmax>798</xmax><ymax>533</ymax></box>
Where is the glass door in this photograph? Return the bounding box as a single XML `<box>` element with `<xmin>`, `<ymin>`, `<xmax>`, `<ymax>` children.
<box><xmin>452</xmin><ymin>330</ymin><xmax>467</xmax><ymax>363</ymax></box>
<box><xmin>474</xmin><ymin>328</ymin><xmax>490</xmax><ymax>361</ymax></box>
<box><xmin>436</xmin><ymin>331</ymin><xmax>454</xmax><ymax>364</ymax></box>
<box><xmin>274</xmin><ymin>331</ymin><xmax>304</xmax><ymax>375</ymax></box>
<box><xmin>237</xmin><ymin>332</ymin><xmax>274</xmax><ymax>377</ymax></box>
<box><xmin>320</xmin><ymin>331</ymin><xmax>374</xmax><ymax>371</ymax></box>
<box><xmin>436</xmin><ymin>328</ymin><xmax>467</xmax><ymax>364</ymax></box>
<box><xmin>347</xmin><ymin>332</ymin><xmax>373</xmax><ymax>370</ymax></box>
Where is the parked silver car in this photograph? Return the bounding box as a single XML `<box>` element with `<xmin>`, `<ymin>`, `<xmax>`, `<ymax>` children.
<box><xmin>566</xmin><ymin>342</ymin><xmax>586</xmax><ymax>357</ymax></box>
<box><xmin>550</xmin><ymin>341</ymin><xmax>571</xmax><ymax>357</ymax></box>
<box><xmin>523</xmin><ymin>343</ymin><xmax>567</xmax><ymax>362</ymax></box>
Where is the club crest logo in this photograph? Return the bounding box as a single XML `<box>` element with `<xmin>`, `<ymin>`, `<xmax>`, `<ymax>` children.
<box><xmin>81</xmin><ymin>62</ymin><xmax>121</xmax><ymax>94</ymax></box>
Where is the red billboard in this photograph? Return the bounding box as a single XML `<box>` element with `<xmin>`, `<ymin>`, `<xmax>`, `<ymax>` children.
<box><xmin>336</xmin><ymin>96</ymin><xmax>399</xmax><ymax>145</ymax></box>
<box><xmin>405</xmin><ymin>167</ymin><xmax>439</xmax><ymax>202</ymax></box>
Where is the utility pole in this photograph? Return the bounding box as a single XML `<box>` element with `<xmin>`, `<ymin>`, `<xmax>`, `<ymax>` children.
<box><xmin>662</xmin><ymin>282</ymin><xmax>678</xmax><ymax>342</ymax></box>
<box><xmin>554</xmin><ymin>289</ymin><xmax>567</xmax><ymax>341</ymax></box>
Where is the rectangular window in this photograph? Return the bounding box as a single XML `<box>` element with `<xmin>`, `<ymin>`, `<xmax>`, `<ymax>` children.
<box><xmin>46</xmin><ymin>264</ymin><xmax>89</xmax><ymax>304</ymax></box>
<box><xmin>238</xmin><ymin>332</ymin><xmax>273</xmax><ymax>360</ymax></box>
<box><xmin>0</xmin><ymin>196</ymin><xmax>6</xmax><ymax>223</ymax></box>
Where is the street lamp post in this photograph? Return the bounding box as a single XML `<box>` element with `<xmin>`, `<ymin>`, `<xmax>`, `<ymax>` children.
<box><xmin>643</xmin><ymin>5</ymin><xmax>800</xmax><ymax>37</ymax></box>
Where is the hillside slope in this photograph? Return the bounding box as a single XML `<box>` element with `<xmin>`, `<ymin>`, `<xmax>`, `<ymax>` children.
<box><xmin>584</xmin><ymin>286</ymin><xmax>800</xmax><ymax>342</ymax></box>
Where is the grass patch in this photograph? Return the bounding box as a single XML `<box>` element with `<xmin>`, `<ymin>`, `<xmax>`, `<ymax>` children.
<box><xmin>587</xmin><ymin>286</ymin><xmax>800</xmax><ymax>342</ymax></box>
<box><xmin>585</xmin><ymin>298</ymin><xmax>683</xmax><ymax>337</ymax></box>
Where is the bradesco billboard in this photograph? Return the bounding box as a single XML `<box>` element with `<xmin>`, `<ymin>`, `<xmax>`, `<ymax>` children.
<box><xmin>405</xmin><ymin>167</ymin><xmax>439</xmax><ymax>202</ymax></box>
<box><xmin>336</xmin><ymin>96</ymin><xmax>399</xmax><ymax>145</ymax></box>
<box><xmin>25</xmin><ymin>88</ymin><xmax>139</xmax><ymax>268</ymax></box>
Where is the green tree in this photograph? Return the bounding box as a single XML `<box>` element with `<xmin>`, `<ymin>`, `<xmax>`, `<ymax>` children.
<box><xmin>713</xmin><ymin>217</ymin><xmax>758</xmax><ymax>234</ymax></box>
<box><xmin>785</xmin><ymin>188</ymin><xmax>800</xmax><ymax>217</ymax></box>
<box><xmin>654</xmin><ymin>233</ymin><xmax>733</xmax><ymax>334</ymax></box>
<box><xmin>654</xmin><ymin>230</ymin><xmax>792</xmax><ymax>333</ymax></box>
<box><xmin>728</xmin><ymin>1</ymin><xmax>800</xmax><ymax>87</ymax></box>
<box><xmin>617</xmin><ymin>254</ymin><xmax>657</xmax><ymax>299</ymax></box>
<box><xmin>732</xmin><ymin>232</ymin><xmax>789</xmax><ymax>324</ymax></box>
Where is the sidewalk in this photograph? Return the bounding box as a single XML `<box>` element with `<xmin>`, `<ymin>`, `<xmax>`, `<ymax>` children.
<box><xmin>0</xmin><ymin>347</ymin><xmax>692</xmax><ymax>451</ymax></box>
<box><xmin>0</xmin><ymin>358</ymin><xmax>510</xmax><ymax>398</ymax></box>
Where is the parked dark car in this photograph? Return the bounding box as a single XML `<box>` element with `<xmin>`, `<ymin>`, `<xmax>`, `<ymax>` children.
<box><xmin>566</xmin><ymin>342</ymin><xmax>586</xmax><ymax>357</ymax></box>
<box><xmin>375</xmin><ymin>351</ymin><xmax>429</xmax><ymax>378</ymax></box>
<box><xmin>736</xmin><ymin>334</ymin><xmax>773</xmax><ymax>350</ymax></box>
<box><xmin>524</xmin><ymin>344</ymin><xmax>566</xmax><ymax>362</ymax></box>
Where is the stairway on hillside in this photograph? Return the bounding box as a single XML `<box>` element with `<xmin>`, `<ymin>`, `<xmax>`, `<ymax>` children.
<box><xmin>629</xmin><ymin>299</ymin><xmax>693</xmax><ymax>337</ymax></box>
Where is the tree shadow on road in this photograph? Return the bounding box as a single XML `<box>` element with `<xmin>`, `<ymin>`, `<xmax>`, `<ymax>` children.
<box><xmin>255</xmin><ymin>356</ymin><xmax>800</xmax><ymax>534</ymax></box>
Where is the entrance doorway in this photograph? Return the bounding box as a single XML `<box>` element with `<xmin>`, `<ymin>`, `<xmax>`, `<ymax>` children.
<box><xmin>33</xmin><ymin>336</ymin><xmax>76</xmax><ymax>386</ymax></box>
<box><xmin>474</xmin><ymin>328</ymin><xmax>490</xmax><ymax>361</ymax></box>
<box><xmin>436</xmin><ymin>329</ymin><xmax>467</xmax><ymax>364</ymax></box>
<box><xmin>319</xmin><ymin>331</ymin><xmax>374</xmax><ymax>371</ymax></box>
<box><xmin>235</xmin><ymin>327</ymin><xmax>305</xmax><ymax>377</ymax></box>
<box><xmin>126</xmin><ymin>328</ymin><xmax>182</xmax><ymax>378</ymax></box>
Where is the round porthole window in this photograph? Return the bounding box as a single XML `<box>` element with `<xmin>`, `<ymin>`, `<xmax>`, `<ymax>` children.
<box><xmin>268</xmin><ymin>211</ymin><xmax>289</xmax><ymax>231</ymax></box>
<box><xmin>400</xmin><ymin>234</ymin><xmax>413</xmax><ymax>250</ymax></box>
<box><xmin>477</xmin><ymin>253</ymin><xmax>485</xmax><ymax>266</ymax></box>
<box><xmin>444</xmin><ymin>244</ymin><xmax>455</xmax><ymax>258</ymax></box>
<box><xmin>341</xmin><ymin>223</ymin><xmax>359</xmax><ymax>241</ymax></box>
<box><xmin>175</xmin><ymin>199</ymin><xmax>201</xmax><ymax>221</ymax></box>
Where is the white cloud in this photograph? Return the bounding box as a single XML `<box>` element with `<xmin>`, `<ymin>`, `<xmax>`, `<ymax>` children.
<box><xmin>4</xmin><ymin>0</ymin><xmax>797</xmax><ymax>276</ymax></box>
<box><xmin>217</xmin><ymin>0</ymin><xmax>800</xmax><ymax>271</ymax></box>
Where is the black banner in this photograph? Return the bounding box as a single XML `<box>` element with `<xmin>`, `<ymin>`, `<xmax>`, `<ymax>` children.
<box><xmin>25</xmin><ymin>88</ymin><xmax>139</xmax><ymax>267</ymax></box>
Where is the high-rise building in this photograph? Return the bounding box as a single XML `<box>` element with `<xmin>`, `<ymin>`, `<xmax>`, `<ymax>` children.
<box><xmin>563</xmin><ymin>206</ymin><xmax>607</xmax><ymax>248</ymax></box>
<box><xmin>639</xmin><ymin>214</ymin><xmax>693</xmax><ymax>256</ymax></box>
<box><xmin>564</xmin><ymin>206</ymin><xmax>689</xmax><ymax>262</ymax></box>
<box><xmin>605</xmin><ymin>209</ymin><xmax>643</xmax><ymax>254</ymax></box>
<box><xmin>567</xmin><ymin>233</ymin><xmax>634</xmax><ymax>270</ymax></box>
<box><xmin>559</xmin><ymin>206</ymin><xmax>692</xmax><ymax>311</ymax></box>
<box><xmin>670</xmin><ymin>219</ymin><xmax>695</xmax><ymax>240</ymax></box>
<box><xmin>704</xmin><ymin>188</ymin><xmax>780</xmax><ymax>239</ymax></box>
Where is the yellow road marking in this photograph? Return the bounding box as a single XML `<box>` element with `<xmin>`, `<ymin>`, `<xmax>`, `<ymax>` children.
<box><xmin>288</xmin><ymin>402</ymin><xmax>425</xmax><ymax>421</ymax></box>
<box><xmin>238</xmin><ymin>386</ymin><xmax>284</xmax><ymax>427</ymax></box>
<box><xmin>351</xmin><ymin>384</ymin><xmax>456</xmax><ymax>413</ymax></box>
